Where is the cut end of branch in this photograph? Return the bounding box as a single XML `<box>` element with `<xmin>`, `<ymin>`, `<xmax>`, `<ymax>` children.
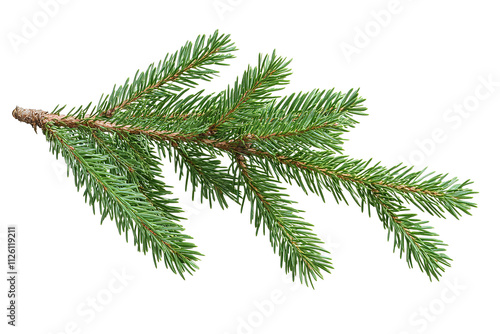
<box><xmin>12</xmin><ymin>106</ymin><xmax>47</xmax><ymax>133</ymax></box>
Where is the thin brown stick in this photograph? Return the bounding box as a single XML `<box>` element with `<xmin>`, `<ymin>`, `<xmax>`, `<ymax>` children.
<box><xmin>13</xmin><ymin>106</ymin><xmax>443</xmax><ymax>199</ymax></box>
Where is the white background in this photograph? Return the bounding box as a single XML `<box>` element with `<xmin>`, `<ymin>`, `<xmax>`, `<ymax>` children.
<box><xmin>1</xmin><ymin>0</ymin><xmax>499</xmax><ymax>333</ymax></box>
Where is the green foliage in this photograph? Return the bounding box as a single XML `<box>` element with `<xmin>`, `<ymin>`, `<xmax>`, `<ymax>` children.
<box><xmin>38</xmin><ymin>30</ymin><xmax>476</xmax><ymax>286</ymax></box>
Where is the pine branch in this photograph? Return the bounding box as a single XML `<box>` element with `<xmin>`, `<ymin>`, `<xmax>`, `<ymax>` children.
<box><xmin>263</xmin><ymin>152</ymin><xmax>476</xmax><ymax>219</ymax></box>
<box><xmin>12</xmin><ymin>31</ymin><xmax>477</xmax><ymax>284</ymax></box>
<box><xmin>45</xmin><ymin>125</ymin><xmax>201</xmax><ymax>277</ymax></box>
<box><xmin>247</xmin><ymin>151</ymin><xmax>473</xmax><ymax>279</ymax></box>
<box><xmin>205</xmin><ymin>51</ymin><xmax>292</xmax><ymax>135</ymax></box>
<box><xmin>366</xmin><ymin>187</ymin><xmax>451</xmax><ymax>280</ymax></box>
<box><xmin>102</xmin><ymin>30</ymin><xmax>234</xmax><ymax>119</ymax></box>
<box><xmin>54</xmin><ymin>30</ymin><xmax>235</xmax><ymax>120</ymax></box>
<box><xmin>234</xmin><ymin>153</ymin><xmax>332</xmax><ymax>286</ymax></box>
<box><xmin>224</xmin><ymin>88</ymin><xmax>366</xmax><ymax>152</ymax></box>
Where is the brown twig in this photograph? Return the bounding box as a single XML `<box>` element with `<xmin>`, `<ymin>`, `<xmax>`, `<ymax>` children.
<box><xmin>13</xmin><ymin>106</ymin><xmax>443</xmax><ymax>199</ymax></box>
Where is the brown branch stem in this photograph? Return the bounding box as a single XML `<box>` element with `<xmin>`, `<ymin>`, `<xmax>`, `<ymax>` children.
<box><xmin>13</xmin><ymin>106</ymin><xmax>443</xmax><ymax>199</ymax></box>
